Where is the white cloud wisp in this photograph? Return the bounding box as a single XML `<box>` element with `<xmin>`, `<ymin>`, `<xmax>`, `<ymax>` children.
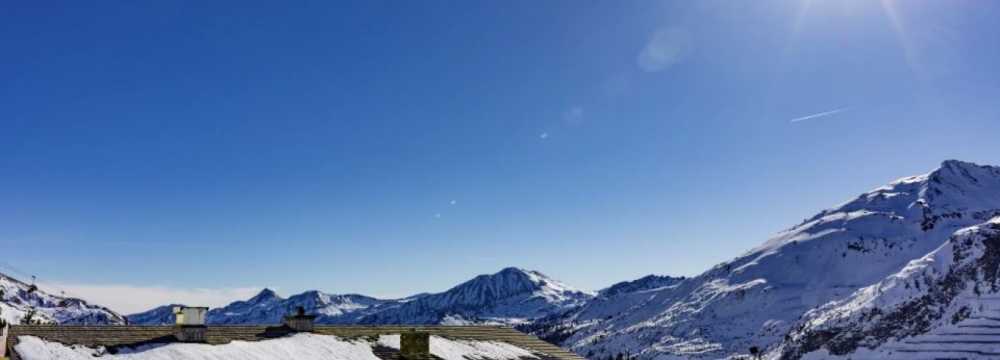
<box><xmin>44</xmin><ymin>283</ymin><xmax>263</xmax><ymax>315</ymax></box>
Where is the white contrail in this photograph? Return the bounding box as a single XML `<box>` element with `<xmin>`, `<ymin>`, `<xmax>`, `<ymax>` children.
<box><xmin>789</xmin><ymin>107</ymin><xmax>850</xmax><ymax>123</ymax></box>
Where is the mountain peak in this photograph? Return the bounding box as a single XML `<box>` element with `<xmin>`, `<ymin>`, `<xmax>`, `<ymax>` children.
<box><xmin>930</xmin><ymin>159</ymin><xmax>1000</xmax><ymax>180</ymax></box>
<box><xmin>932</xmin><ymin>159</ymin><xmax>999</xmax><ymax>180</ymax></box>
<box><xmin>495</xmin><ymin>267</ymin><xmax>551</xmax><ymax>283</ymax></box>
<box><xmin>497</xmin><ymin>266</ymin><xmax>530</xmax><ymax>275</ymax></box>
<box><xmin>475</xmin><ymin>267</ymin><xmax>577</xmax><ymax>294</ymax></box>
<box><xmin>459</xmin><ymin>268</ymin><xmax>537</xmax><ymax>294</ymax></box>
<box><xmin>922</xmin><ymin>159</ymin><xmax>1000</xmax><ymax>217</ymax></box>
<box><xmin>940</xmin><ymin>159</ymin><xmax>981</xmax><ymax>169</ymax></box>
<box><xmin>249</xmin><ymin>288</ymin><xmax>281</xmax><ymax>303</ymax></box>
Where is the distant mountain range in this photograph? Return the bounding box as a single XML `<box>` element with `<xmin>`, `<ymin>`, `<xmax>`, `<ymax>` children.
<box><xmin>127</xmin><ymin>267</ymin><xmax>593</xmax><ymax>326</ymax></box>
<box><xmin>6</xmin><ymin>160</ymin><xmax>1000</xmax><ymax>359</ymax></box>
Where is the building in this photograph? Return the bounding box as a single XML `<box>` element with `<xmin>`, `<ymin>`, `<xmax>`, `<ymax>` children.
<box><xmin>4</xmin><ymin>307</ymin><xmax>583</xmax><ymax>360</ymax></box>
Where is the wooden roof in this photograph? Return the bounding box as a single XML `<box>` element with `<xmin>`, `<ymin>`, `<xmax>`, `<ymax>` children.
<box><xmin>6</xmin><ymin>325</ymin><xmax>584</xmax><ymax>360</ymax></box>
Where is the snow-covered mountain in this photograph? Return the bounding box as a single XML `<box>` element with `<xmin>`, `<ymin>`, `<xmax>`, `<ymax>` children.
<box><xmin>359</xmin><ymin>267</ymin><xmax>593</xmax><ymax>325</ymax></box>
<box><xmin>0</xmin><ymin>273</ymin><xmax>124</xmax><ymax>325</ymax></box>
<box><xmin>773</xmin><ymin>217</ymin><xmax>1000</xmax><ymax>359</ymax></box>
<box><xmin>129</xmin><ymin>267</ymin><xmax>592</xmax><ymax>326</ymax></box>
<box><xmin>535</xmin><ymin>160</ymin><xmax>1000</xmax><ymax>359</ymax></box>
<box><xmin>127</xmin><ymin>289</ymin><xmax>392</xmax><ymax>325</ymax></box>
<box><xmin>206</xmin><ymin>288</ymin><xmax>291</xmax><ymax>324</ymax></box>
<box><xmin>520</xmin><ymin>275</ymin><xmax>689</xmax><ymax>347</ymax></box>
<box><xmin>211</xmin><ymin>289</ymin><xmax>389</xmax><ymax>325</ymax></box>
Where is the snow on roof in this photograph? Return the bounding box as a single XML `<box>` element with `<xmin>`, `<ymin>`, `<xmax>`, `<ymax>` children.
<box><xmin>15</xmin><ymin>333</ymin><xmax>543</xmax><ymax>360</ymax></box>
<box><xmin>377</xmin><ymin>334</ymin><xmax>539</xmax><ymax>360</ymax></box>
<box><xmin>15</xmin><ymin>333</ymin><xmax>379</xmax><ymax>360</ymax></box>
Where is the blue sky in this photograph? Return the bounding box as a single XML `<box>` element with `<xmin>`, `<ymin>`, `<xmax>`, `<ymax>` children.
<box><xmin>3</xmin><ymin>0</ymin><xmax>1000</xmax><ymax>313</ymax></box>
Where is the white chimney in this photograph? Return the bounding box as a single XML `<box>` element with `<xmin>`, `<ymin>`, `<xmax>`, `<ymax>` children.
<box><xmin>173</xmin><ymin>306</ymin><xmax>208</xmax><ymax>326</ymax></box>
<box><xmin>173</xmin><ymin>306</ymin><xmax>209</xmax><ymax>343</ymax></box>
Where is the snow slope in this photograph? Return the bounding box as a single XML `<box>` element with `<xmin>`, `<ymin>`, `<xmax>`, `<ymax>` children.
<box><xmin>15</xmin><ymin>334</ymin><xmax>383</xmax><ymax>360</ymax></box>
<box><xmin>14</xmin><ymin>333</ymin><xmax>543</xmax><ymax>360</ymax></box>
<box><xmin>546</xmin><ymin>160</ymin><xmax>1000</xmax><ymax>359</ymax></box>
<box><xmin>598</xmin><ymin>275</ymin><xmax>686</xmax><ymax>298</ymax></box>
<box><xmin>0</xmin><ymin>273</ymin><xmax>124</xmax><ymax>325</ymax></box>
<box><xmin>774</xmin><ymin>217</ymin><xmax>1000</xmax><ymax>359</ymax></box>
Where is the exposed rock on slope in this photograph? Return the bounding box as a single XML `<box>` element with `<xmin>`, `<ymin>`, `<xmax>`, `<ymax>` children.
<box><xmin>775</xmin><ymin>217</ymin><xmax>1000</xmax><ymax>359</ymax></box>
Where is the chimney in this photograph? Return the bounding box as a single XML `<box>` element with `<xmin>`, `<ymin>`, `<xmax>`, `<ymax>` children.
<box><xmin>283</xmin><ymin>306</ymin><xmax>316</xmax><ymax>332</ymax></box>
<box><xmin>400</xmin><ymin>330</ymin><xmax>430</xmax><ymax>359</ymax></box>
<box><xmin>173</xmin><ymin>306</ymin><xmax>208</xmax><ymax>342</ymax></box>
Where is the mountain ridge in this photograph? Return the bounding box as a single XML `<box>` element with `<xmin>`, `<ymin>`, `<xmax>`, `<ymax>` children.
<box><xmin>127</xmin><ymin>267</ymin><xmax>595</xmax><ymax>326</ymax></box>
